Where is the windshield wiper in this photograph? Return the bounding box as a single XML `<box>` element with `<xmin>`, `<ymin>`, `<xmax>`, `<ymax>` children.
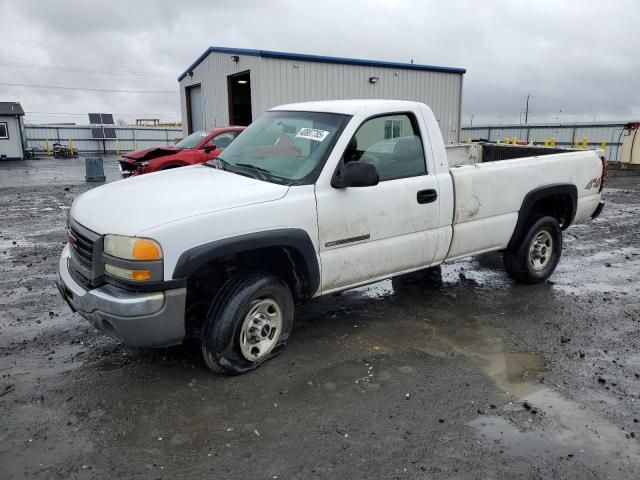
<box><xmin>204</xmin><ymin>157</ymin><xmax>229</xmax><ymax>170</ymax></box>
<box><xmin>233</xmin><ymin>163</ymin><xmax>277</xmax><ymax>181</ymax></box>
<box><xmin>206</xmin><ymin>159</ymin><xmax>289</xmax><ymax>184</ymax></box>
<box><xmin>236</xmin><ymin>163</ymin><xmax>273</xmax><ymax>175</ymax></box>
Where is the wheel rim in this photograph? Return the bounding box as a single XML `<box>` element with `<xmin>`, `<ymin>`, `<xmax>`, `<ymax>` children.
<box><xmin>239</xmin><ymin>298</ymin><xmax>283</xmax><ymax>362</ymax></box>
<box><xmin>529</xmin><ymin>230</ymin><xmax>553</xmax><ymax>271</ymax></box>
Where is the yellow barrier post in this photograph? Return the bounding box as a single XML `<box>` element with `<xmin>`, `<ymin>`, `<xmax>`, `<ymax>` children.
<box><xmin>69</xmin><ymin>138</ymin><xmax>75</xmax><ymax>156</ymax></box>
<box><xmin>544</xmin><ymin>139</ymin><xmax>549</xmax><ymax>147</ymax></box>
<box><xmin>504</xmin><ymin>137</ymin><xmax>509</xmax><ymax>144</ymax></box>
<box><xmin>116</xmin><ymin>139</ymin><xmax>121</xmax><ymax>155</ymax></box>
<box><xmin>551</xmin><ymin>137</ymin><xmax>556</xmax><ymax>147</ymax></box>
<box><xmin>511</xmin><ymin>137</ymin><xmax>516</xmax><ymax>145</ymax></box>
<box><xmin>574</xmin><ymin>140</ymin><xmax>580</xmax><ymax>149</ymax></box>
<box><xmin>601</xmin><ymin>140</ymin><xmax>607</xmax><ymax>151</ymax></box>
<box><xmin>581</xmin><ymin>136</ymin><xmax>588</xmax><ymax>149</ymax></box>
<box><xmin>45</xmin><ymin>139</ymin><xmax>51</xmax><ymax>156</ymax></box>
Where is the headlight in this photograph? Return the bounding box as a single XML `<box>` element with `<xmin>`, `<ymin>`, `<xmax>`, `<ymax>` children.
<box><xmin>103</xmin><ymin>235</ymin><xmax>163</xmax><ymax>283</ymax></box>
<box><xmin>104</xmin><ymin>235</ymin><xmax>162</xmax><ymax>260</ymax></box>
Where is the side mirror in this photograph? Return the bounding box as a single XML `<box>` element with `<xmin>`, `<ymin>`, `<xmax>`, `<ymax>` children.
<box><xmin>203</xmin><ymin>144</ymin><xmax>216</xmax><ymax>153</ymax></box>
<box><xmin>332</xmin><ymin>161</ymin><xmax>379</xmax><ymax>188</ymax></box>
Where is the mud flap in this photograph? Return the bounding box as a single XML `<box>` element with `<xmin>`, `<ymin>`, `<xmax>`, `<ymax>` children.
<box><xmin>591</xmin><ymin>201</ymin><xmax>605</xmax><ymax>219</ymax></box>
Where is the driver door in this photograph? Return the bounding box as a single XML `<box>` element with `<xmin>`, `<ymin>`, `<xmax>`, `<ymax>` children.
<box><xmin>315</xmin><ymin>112</ymin><xmax>442</xmax><ymax>292</ymax></box>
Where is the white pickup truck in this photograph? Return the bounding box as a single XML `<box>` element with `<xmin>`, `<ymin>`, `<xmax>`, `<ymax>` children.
<box><xmin>57</xmin><ymin>100</ymin><xmax>607</xmax><ymax>374</ymax></box>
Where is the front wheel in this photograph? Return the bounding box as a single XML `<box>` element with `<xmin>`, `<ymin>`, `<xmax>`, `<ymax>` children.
<box><xmin>504</xmin><ymin>216</ymin><xmax>562</xmax><ymax>284</ymax></box>
<box><xmin>201</xmin><ymin>272</ymin><xmax>294</xmax><ymax>375</ymax></box>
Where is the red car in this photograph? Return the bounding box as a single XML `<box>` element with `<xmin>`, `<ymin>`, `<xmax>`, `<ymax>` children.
<box><xmin>118</xmin><ymin>126</ymin><xmax>245</xmax><ymax>177</ymax></box>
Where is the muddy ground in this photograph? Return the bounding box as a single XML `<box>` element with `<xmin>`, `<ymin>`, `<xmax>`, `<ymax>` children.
<box><xmin>1</xmin><ymin>157</ymin><xmax>639</xmax><ymax>479</ymax></box>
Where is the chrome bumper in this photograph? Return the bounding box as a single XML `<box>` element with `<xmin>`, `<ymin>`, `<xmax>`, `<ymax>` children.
<box><xmin>57</xmin><ymin>245</ymin><xmax>186</xmax><ymax>348</ymax></box>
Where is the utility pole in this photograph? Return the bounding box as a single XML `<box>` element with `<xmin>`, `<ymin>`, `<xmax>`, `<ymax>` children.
<box><xmin>524</xmin><ymin>93</ymin><xmax>531</xmax><ymax>125</ymax></box>
<box><xmin>470</xmin><ymin>114</ymin><xmax>474</xmax><ymax>126</ymax></box>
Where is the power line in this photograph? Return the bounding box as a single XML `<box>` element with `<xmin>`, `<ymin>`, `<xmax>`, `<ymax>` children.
<box><xmin>0</xmin><ymin>60</ymin><xmax>175</xmax><ymax>77</ymax></box>
<box><xmin>25</xmin><ymin>111</ymin><xmax>180</xmax><ymax>117</ymax></box>
<box><xmin>0</xmin><ymin>81</ymin><xmax>177</xmax><ymax>94</ymax></box>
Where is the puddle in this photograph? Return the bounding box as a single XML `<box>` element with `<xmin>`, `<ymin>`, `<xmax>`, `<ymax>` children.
<box><xmin>417</xmin><ymin>317</ymin><xmax>546</xmax><ymax>396</ymax></box>
<box><xmin>471</xmin><ymin>388</ymin><xmax>640</xmax><ymax>475</ymax></box>
<box><xmin>417</xmin><ymin>315</ymin><xmax>640</xmax><ymax>472</ymax></box>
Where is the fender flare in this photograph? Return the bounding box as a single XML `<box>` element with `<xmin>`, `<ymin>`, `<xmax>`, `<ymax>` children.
<box><xmin>172</xmin><ymin>229</ymin><xmax>320</xmax><ymax>299</ymax></box>
<box><xmin>507</xmin><ymin>183</ymin><xmax>577</xmax><ymax>250</ymax></box>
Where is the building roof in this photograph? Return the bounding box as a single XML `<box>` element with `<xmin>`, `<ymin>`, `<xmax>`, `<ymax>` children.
<box><xmin>0</xmin><ymin>102</ymin><xmax>24</xmax><ymax>116</ymax></box>
<box><xmin>178</xmin><ymin>46</ymin><xmax>466</xmax><ymax>81</ymax></box>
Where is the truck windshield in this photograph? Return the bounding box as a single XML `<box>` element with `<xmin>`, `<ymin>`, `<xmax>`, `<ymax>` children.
<box><xmin>217</xmin><ymin>111</ymin><xmax>350</xmax><ymax>184</ymax></box>
<box><xmin>175</xmin><ymin>130</ymin><xmax>208</xmax><ymax>149</ymax></box>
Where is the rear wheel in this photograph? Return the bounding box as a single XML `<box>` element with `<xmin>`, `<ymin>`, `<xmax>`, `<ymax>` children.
<box><xmin>504</xmin><ymin>216</ymin><xmax>562</xmax><ymax>284</ymax></box>
<box><xmin>201</xmin><ymin>272</ymin><xmax>294</xmax><ymax>375</ymax></box>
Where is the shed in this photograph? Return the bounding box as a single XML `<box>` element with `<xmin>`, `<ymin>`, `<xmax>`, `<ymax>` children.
<box><xmin>0</xmin><ymin>102</ymin><xmax>25</xmax><ymax>160</ymax></box>
<box><xmin>178</xmin><ymin>47</ymin><xmax>465</xmax><ymax>144</ymax></box>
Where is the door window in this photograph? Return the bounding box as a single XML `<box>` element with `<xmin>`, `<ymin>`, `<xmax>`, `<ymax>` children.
<box><xmin>209</xmin><ymin>131</ymin><xmax>238</xmax><ymax>149</ymax></box>
<box><xmin>347</xmin><ymin>114</ymin><xmax>426</xmax><ymax>181</ymax></box>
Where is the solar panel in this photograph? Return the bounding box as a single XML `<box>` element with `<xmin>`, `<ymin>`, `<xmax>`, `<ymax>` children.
<box><xmin>88</xmin><ymin>113</ymin><xmax>114</xmax><ymax>124</ymax></box>
<box><xmin>91</xmin><ymin>127</ymin><xmax>105</xmax><ymax>139</ymax></box>
<box><xmin>103</xmin><ymin>127</ymin><xmax>116</xmax><ymax>139</ymax></box>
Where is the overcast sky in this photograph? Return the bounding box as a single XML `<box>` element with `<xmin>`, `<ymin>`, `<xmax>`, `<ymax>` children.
<box><xmin>1</xmin><ymin>0</ymin><xmax>638</xmax><ymax>126</ymax></box>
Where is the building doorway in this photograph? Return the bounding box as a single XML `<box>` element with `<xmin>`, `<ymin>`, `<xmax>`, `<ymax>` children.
<box><xmin>227</xmin><ymin>71</ymin><xmax>252</xmax><ymax>126</ymax></box>
<box><xmin>186</xmin><ymin>84</ymin><xmax>203</xmax><ymax>134</ymax></box>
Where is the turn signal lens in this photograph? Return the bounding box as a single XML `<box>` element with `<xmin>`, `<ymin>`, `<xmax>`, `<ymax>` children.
<box><xmin>131</xmin><ymin>269</ymin><xmax>152</xmax><ymax>281</ymax></box>
<box><xmin>104</xmin><ymin>264</ymin><xmax>152</xmax><ymax>281</ymax></box>
<box><xmin>132</xmin><ymin>239</ymin><xmax>162</xmax><ymax>260</ymax></box>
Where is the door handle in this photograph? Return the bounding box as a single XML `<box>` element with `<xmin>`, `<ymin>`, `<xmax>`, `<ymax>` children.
<box><xmin>417</xmin><ymin>189</ymin><xmax>438</xmax><ymax>204</ymax></box>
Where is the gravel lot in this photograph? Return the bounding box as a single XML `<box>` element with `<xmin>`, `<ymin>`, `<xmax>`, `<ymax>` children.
<box><xmin>1</xmin><ymin>157</ymin><xmax>639</xmax><ymax>479</ymax></box>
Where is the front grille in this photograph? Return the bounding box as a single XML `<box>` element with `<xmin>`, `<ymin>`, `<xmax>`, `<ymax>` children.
<box><xmin>68</xmin><ymin>220</ymin><xmax>102</xmax><ymax>286</ymax></box>
<box><xmin>70</xmin><ymin>225</ymin><xmax>94</xmax><ymax>268</ymax></box>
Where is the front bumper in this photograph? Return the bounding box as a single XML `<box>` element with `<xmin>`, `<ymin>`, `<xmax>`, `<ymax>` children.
<box><xmin>56</xmin><ymin>245</ymin><xmax>186</xmax><ymax>348</ymax></box>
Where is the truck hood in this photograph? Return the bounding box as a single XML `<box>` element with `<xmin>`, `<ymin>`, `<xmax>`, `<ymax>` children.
<box><xmin>70</xmin><ymin>165</ymin><xmax>289</xmax><ymax>235</ymax></box>
<box><xmin>122</xmin><ymin>146</ymin><xmax>181</xmax><ymax>162</ymax></box>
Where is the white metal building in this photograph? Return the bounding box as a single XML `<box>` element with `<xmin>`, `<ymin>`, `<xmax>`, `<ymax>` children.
<box><xmin>178</xmin><ymin>47</ymin><xmax>466</xmax><ymax>143</ymax></box>
<box><xmin>0</xmin><ymin>102</ymin><xmax>25</xmax><ymax>160</ymax></box>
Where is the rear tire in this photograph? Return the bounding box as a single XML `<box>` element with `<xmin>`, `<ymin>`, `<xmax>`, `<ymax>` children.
<box><xmin>201</xmin><ymin>272</ymin><xmax>294</xmax><ymax>375</ymax></box>
<box><xmin>504</xmin><ymin>216</ymin><xmax>562</xmax><ymax>284</ymax></box>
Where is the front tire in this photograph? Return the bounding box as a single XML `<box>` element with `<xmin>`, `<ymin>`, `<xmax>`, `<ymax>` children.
<box><xmin>201</xmin><ymin>272</ymin><xmax>294</xmax><ymax>375</ymax></box>
<box><xmin>504</xmin><ymin>215</ymin><xmax>562</xmax><ymax>284</ymax></box>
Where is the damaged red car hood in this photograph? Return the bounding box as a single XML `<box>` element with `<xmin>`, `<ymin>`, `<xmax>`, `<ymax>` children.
<box><xmin>122</xmin><ymin>147</ymin><xmax>182</xmax><ymax>162</ymax></box>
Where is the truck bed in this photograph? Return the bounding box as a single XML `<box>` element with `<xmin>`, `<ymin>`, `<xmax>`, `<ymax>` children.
<box><xmin>446</xmin><ymin>142</ymin><xmax>570</xmax><ymax>167</ymax></box>
<box><xmin>445</xmin><ymin>148</ymin><xmax>604</xmax><ymax>260</ymax></box>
